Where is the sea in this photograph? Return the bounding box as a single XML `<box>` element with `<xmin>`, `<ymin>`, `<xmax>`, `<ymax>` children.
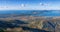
<box><xmin>0</xmin><ymin>10</ymin><xmax>60</xmax><ymax>16</ymax></box>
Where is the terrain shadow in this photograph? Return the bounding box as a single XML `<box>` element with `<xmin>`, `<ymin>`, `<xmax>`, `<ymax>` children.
<box><xmin>21</xmin><ymin>26</ymin><xmax>51</xmax><ymax>32</ymax></box>
<box><xmin>0</xmin><ymin>20</ymin><xmax>28</xmax><ymax>28</ymax></box>
<box><xmin>0</xmin><ymin>20</ymin><xmax>51</xmax><ymax>32</ymax></box>
<box><xmin>12</xmin><ymin>20</ymin><xmax>28</xmax><ymax>24</ymax></box>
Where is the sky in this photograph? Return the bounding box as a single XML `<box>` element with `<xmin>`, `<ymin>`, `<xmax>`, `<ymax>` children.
<box><xmin>0</xmin><ymin>0</ymin><xmax>60</xmax><ymax>10</ymax></box>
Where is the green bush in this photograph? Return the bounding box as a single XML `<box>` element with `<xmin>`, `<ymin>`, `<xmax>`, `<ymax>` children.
<box><xmin>0</xmin><ymin>29</ymin><xmax>5</xmax><ymax>32</ymax></box>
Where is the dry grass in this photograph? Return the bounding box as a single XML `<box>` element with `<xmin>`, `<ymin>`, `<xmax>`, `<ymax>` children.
<box><xmin>0</xmin><ymin>16</ymin><xmax>60</xmax><ymax>32</ymax></box>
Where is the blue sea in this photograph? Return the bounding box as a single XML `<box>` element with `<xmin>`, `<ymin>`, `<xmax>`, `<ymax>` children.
<box><xmin>0</xmin><ymin>10</ymin><xmax>60</xmax><ymax>16</ymax></box>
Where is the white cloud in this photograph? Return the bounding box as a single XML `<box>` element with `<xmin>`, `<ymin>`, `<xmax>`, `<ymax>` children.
<box><xmin>0</xmin><ymin>3</ymin><xmax>60</xmax><ymax>10</ymax></box>
<box><xmin>39</xmin><ymin>3</ymin><xmax>44</xmax><ymax>6</ymax></box>
<box><xmin>21</xmin><ymin>4</ymin><xmax>25</xmax><ymax>7</ymax></box>
<box><xmin>40</xmin><ymin>3</ymin><xmax>43</xmax><ymax>5</ymax></box>
<box><xmin>39</xmin><ymin>3</ymin><xmax>48</xmax><ymax>6</ymax></box>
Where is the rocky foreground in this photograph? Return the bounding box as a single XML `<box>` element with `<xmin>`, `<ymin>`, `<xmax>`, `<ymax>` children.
<box><xmin>0</xmin><ymin>16</ymin><xmax>60</xmax><ymax>32</ymax></box>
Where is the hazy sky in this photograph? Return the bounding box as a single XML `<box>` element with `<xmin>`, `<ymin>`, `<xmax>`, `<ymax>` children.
<box><xmin>0</xmin><ymin>0</ymin><xmax>60</xmax><ymax>10</ymax></box>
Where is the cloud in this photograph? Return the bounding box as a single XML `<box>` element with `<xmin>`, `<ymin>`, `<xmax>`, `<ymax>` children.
<box><xmin>21</xmin><ymin>4</ymin><xmax>25</xmax><ymax>7</ymax></box>
<box><xmin>39</xmin><ymin>3</ymin><xmax>48</xmax><ymax>6</ymax></box>
<box><xmin>40</xmin><ymin>3</ymin><xmax>43</xmax><ymax>5</ymax></box>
